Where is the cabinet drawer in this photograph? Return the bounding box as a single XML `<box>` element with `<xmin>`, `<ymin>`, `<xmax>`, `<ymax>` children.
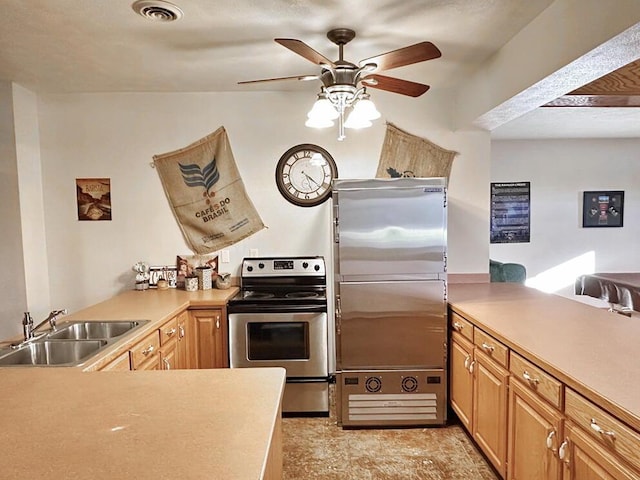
<box><xmin>474</xmin><ymin>329</ymin><xmax>508</xmax><ymax>368</ymax></box>
<box><xmin>509</xmin><ymin>352</ymin><xmax>563</xmax><ymax>409</ymax></box>
<box><xmin>159</xmin><ymin>316</ymin><xmax>179</xmax><ymax>346</ymax></box>
<box><xmin>450</xmin><ymin>312</ymin><xmax>474</xmax><ymax>342</ymax></box>
<box><xmin>130</xmin><ymin>330</ymin><xmax>160</xmax><ymax>370</ymax></box>
<box><xmin>565</xmin><ymin>388</ymin><xmax>640</xmax><ymax>472</ymax></box>
<box><xmin>100</xmin><ymin>351</ymin><xmax>131</xmax><ymax>371</ymax></box>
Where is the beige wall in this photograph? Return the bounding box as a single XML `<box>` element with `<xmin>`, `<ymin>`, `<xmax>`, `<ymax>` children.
<box><xmin>30</xmin><ymin>90</ymin><xmax>489</xmax><ymax>314</ymax></box>
<box><xmin>491</xmin><ymin>138</ymin><xmax>640</xmax><ymax>302</ymax></box>
<box><xmin>0</xmin><ymin>82</ymin><xmax>28</xmax><ymax>339</ymax></box>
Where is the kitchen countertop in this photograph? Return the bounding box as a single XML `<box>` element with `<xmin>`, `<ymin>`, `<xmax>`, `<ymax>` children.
<box><xmin>0</xmin><ymin>366</ymin><xmax>285</xmax><ymax>479</ymax></box>
<box><xmin>449</xmin><ymin>282</ymin><xmax>640</xmax><ymax>432</ymax></box>
<box><xmin>57</xmin><ymin>287</ymin><xmax>239</xmax><ymax>371</ymax></box>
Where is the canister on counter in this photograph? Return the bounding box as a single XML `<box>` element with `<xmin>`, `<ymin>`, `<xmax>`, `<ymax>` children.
<box><xmin>195</xmin><ymin>266</ymin><xmax>212</xmax><ymax>290</ymax></box>
<box><xmin>185</xmin><ymin>275</ymin><xmax>198</xmax><ymax>292</ymax></box>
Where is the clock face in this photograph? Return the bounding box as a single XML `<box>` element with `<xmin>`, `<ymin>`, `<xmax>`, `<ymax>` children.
<box><xmin>275</xmin><ymin>144</ymin><xmax>338</xmax><ymax>207</ymax></box>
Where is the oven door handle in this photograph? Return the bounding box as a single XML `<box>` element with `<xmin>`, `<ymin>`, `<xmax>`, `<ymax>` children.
<box><xmin>228</xmin><ymin>304</ymin><xmax>327</xmax><ymax>314</ymax></box>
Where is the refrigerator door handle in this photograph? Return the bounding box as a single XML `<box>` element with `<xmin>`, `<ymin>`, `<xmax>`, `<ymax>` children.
<box><xmin>333</xmin><ymin>204</ymin><xmax>340</xmax><ymax>243</ymax></box>
<box><xmin>335</xmin><ymin>294</ymin><xmax>342</xmax><ymax>335</ymax></box>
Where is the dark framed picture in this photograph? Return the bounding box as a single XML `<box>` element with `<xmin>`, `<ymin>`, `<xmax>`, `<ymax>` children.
<box><xmin>582</xmin><ymin>190</ymin><xmax>624</xmax><ymax>228</ymax></box>
<box><xmin>76</xmin><ymin>178</ymin><xmax>112</xmax><ymax>221</ymax></box>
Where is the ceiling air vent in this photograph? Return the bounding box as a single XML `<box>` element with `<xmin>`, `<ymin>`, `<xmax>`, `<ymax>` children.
<box><xmin>132</xmin><ymin>0</ymin><xmax>183</xmax><ymax>22</ymax></box>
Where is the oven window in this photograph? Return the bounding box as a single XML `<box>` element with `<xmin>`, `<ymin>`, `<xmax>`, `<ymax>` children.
<box><xmin>247</xmin><ymin>322</ymin><xmax>310</xmax><ymax>360</ymax></box>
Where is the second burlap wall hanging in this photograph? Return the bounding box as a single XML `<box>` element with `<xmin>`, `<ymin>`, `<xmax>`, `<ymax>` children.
<box><xmin>376</xmin><ymin>122</ymin><xmax>458</xmax><ymax>180</ymax></box>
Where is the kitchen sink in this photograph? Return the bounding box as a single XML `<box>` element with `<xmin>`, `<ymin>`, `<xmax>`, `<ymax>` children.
<box><xmin>0</xmin><ymin>319</ymin><xmax>149</xmax><ymax>367</ymax></box>
<box><xmin>0</xmin><ymin>340</ymin><xmax>107</xmax><ymax>366</ymax></box>
<box><xmin>48</xmin><ymin>321</ymin><xmax>145</xmax><ymax>340</ymax></box>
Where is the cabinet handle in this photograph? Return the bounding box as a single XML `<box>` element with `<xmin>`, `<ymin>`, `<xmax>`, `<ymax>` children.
<box><xmin>481</xmin><ymin>342</ymin><xmax>495</xmax><ymax>353</ymax></box>
<box><xmin>216</xmin><ymin>317</ymin><xmax>220</xmax><ymax>329</ymax></box>
<box><xmin>522</xmin><ymin>370</ymin><xmax>540</xmax><ymax>387</ymax></box>
<box><xmin>558</xmin><ymin>439</ymin><xmax>569</xmax><ymax>465</ymax></box>
<box><xmin>453</xmin><ymin>321</ymin><xmax>464</xmax><ymax>332</ymax></box>
<box><xmin>163</xmin><ymin>357</ymin><xmax>171</xmax><ymax>370</ymax></box>
<box><xmin>165</xmin><ymin>327</ymin><xmax>177</xmax><ymax>337</ymax></box>
<box><xmin>590</xmin><ymin>418</ymin><xmax>616</xmax><ymax>439</ymax></box>
<box><xmin>464</xmin><ymin>354</ymin><xmax>471</xmax><ymax>370</ymax></box>
<box><xmin>178</xmin><ymin>325</ymin><xmax>185</xmax><ymax>339</ymax></box>
<box><xmin>545</xmin><ymin>430</ymin><xmax>557</xmax><ymax>455</ymax></box>
<box><xmin>142</xmin><ymin>345</ymin><xmax>154</xmax><ymax>356</ymax></box>
<box><xmin>468</xmin><ymin>360</ymin><xmax>475</xmax><ymax>374</ymax></box>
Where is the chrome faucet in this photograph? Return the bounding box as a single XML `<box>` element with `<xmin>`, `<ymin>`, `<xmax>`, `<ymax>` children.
<box><xmin>23</xmin><ymin>309</ymin><xmax>67</xmax><ymax>341</ymax></box>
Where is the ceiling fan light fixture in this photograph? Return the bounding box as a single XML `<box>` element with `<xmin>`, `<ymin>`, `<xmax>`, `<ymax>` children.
<box><xmin>344</xmin><ymin>110</ymin><xmax>373</xmax><ymax>130</ymax></box>
<box><xmin>307</xmin><ymin>93</ymin><xmax>339</xmax><ymax>121</ymax></box>
<box><xmin>305</xmin><ymin>117</ymin><xmax>334</xmax><ymax>129</ymax></box>
<box><xmin>352</xmin><ymin>95</ymin><xmax>381</xmax><ymax>121</ymax></box>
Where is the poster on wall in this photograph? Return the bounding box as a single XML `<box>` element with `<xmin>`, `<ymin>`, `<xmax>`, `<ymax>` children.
<box><xmin>76</xmin><ymin>178</ymin><xmax>112</xmax><ymax>221</ymax></box>
<box><xmin>582</xmin><ymin>190</ymin><xmax>624</xmax><ymax>228</ymax></box>
<box><xmin>490</xmin><ymin>182</ymin><xmax>530</xmax><ymax>244</ymax></box>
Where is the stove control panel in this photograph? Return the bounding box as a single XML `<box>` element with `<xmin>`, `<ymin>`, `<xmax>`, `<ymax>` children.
<box><xmin>242</xmin><ymin>257</ymin><xmax>325</xmax><ymax>276</ymax></box>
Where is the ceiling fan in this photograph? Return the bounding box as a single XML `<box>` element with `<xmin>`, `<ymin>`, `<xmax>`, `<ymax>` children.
<box><xmin>238</xmin><ymin>28</ymin><xmax>442</xmax><ymax>140</ymax></box>
<box><xmin>239</xmin><ymin>28</ymin><xmax>441</xmax><ymax>97</ymax></box>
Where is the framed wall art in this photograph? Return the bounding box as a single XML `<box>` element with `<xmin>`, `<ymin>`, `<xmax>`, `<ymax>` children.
<box><xmin>582</xmin><ymin>190</ymin><xmax>624</xmax><ymax>228</ymax></box>
<box><xmin>490</xmin><ymin>181</ymin><xmax>531</xmax><ymax>243</ymax></box>
<box><xmin>76</xmin><ymin>178</ymin><xmax>112</xmax><ymax>221</ymax></box>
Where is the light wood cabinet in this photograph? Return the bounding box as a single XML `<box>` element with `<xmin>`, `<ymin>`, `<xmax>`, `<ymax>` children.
<box><xmin>450</xmin><ymin>325</ymin><xmax>509</xmax><ymax>477</ymax></box>
<box><xmin>561</xmin><ymin>422</ymin><xmax>638</xmax><ymax>480</ymax></box>
<box><xmin>507</xmin><ymin>377</ymin><xmax>563</xmax><ymax>480</ymax></box>
<box><xmin>99</xmin><ymin>351</ymin><xmax>131</xmax><ymax>371</ymax></box>
<box><xmin>176</xmin><ymin>310</ymin><xmax>189</xmax><ymax>369</ymax></box>
<box><xmin>159</xmin><ymin>315</ymin><xmax>179</xmax><ymax>371</ymax></box>
<box><xmin>189</xmin><ymin>309</ymin><xmax>228</xmax><ymax>369</ymax></box>
<box><xmin>474</xmin><ymin>348</ymin><xmax>509</xmax><ymax>477</ymax></box>
<box><xmin>450</xmin><ymin>332</ymin><xmax>474</xmax><ymax>431</ymax></box>
<box><xmin>130</xmin><ymin>330</ymin><xmax>161</xmax><ymax>370</ymax></box>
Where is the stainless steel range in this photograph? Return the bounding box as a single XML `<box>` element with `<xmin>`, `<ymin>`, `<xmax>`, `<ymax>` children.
<box><xmin>228</xmin><ymin>256</ymin><xmax>330</xmax><ymax>415</ymax></box>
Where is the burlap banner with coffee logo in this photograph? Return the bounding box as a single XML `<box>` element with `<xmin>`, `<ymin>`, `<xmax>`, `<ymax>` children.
<box><xmin>153</xmin><ymin>126</ymin><xmax>265</xmax><ymax>254</ymax></box>
<box><xmin>376</xmin><ymin>122</ymin><xmax>458</xmax><ymax>180</ymax></box>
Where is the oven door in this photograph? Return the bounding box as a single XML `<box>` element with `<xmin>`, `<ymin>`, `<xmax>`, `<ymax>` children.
<box><xmin>228</xmin><ymin>310</ymin><xmax>328</xmax><ymax>378</ymax></box>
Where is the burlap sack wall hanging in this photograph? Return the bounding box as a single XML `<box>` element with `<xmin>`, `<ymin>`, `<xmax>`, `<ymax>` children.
<box><xmin>153</xmin><ymin>126</ymin><xmax>265</xmax><ymax>254</ymax></box>
<box><xmin>376</xmin><ymin>122</ymin><xmax>458</xmax><ymax>180</ymax></box>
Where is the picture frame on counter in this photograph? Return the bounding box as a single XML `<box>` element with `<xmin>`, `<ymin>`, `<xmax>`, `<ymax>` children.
<box><xmin>148</xmin><ymin>266</ymin><xmax>177</xmax><ymax>288</ymax></box>
<box><xmin>582</xmin><ymin>190</ymin><xmax>624</xmax><ymax>228</ymax></box>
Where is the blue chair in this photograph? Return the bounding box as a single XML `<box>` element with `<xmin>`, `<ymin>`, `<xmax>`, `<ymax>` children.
<box><xmin>490</xmin><ymin>259</ymin><xmax>527</xmax><ymax>284</ymax></box>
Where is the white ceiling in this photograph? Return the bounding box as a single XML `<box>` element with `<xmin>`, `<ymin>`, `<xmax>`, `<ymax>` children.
<box><xmin>1</xmin><ymin>0</ymin><xmax>638</xmax><ymax>140</ymax></box>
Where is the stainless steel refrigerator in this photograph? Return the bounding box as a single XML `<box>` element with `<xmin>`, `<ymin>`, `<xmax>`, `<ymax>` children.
<box><xmin>332</xmin><ymin>178</ymin><xmax>448</xmax><ymax>427</ymax></box>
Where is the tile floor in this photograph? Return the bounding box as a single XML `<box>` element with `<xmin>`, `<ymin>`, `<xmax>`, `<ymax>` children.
<box><xmin>282</xmin><ymin>403</ymin><xmax>499</xmax><ymax>479</ymax></box>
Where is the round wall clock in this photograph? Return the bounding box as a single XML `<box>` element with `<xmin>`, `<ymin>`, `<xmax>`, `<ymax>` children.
<box><xmin>275</xmin><ymin>144</ymin><xmax>338</xmax><ymax>207</ymax></box>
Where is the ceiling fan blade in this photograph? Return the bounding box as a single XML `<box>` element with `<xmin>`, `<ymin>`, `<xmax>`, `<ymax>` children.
<box><xmin>360</xmin><ymin>42</ymin><xmax>441</xmax><ymax>72</ymax></box>
<box><xmin>362</xmin><ymin>74</ymin><xmax>430</xmax><ymax>97</ymax></box>
<box><xmin>275</xmin><ymin>38</ymin><xmax>336</xmax><ymax>67</ymax></box>
<box><xmin>238</xmin><ymin>74</ymin><xmax>320</xmax><ymax>85</ymax></box>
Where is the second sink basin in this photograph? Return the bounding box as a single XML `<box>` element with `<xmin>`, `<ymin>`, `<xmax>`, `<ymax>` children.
<box><xmin>48</xmin><ymin>321</ymin><xmax>146</xmax><ymax>340</ymax></box>
<box><xmin>0</xmin><ymin>340</ymin><xmax>107</xmax><ymax>366</ymax></box>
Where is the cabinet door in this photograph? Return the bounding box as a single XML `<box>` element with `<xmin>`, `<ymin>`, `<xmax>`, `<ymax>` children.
<box><xmin>507</xmin><ymin>378</ymin><xmax>563</xmax><ymax>480</ymax></box>
<box><xmin>161</xmin><ymin>339</ymin><xmax>177</xmax><ymax>370</ymax></box>
<box><xmin>176</xmin><ymin>311</ymin><xmax>189</xmax><ymax>369</ymax></box>
<box><xmin>473</xmin><ymin>349</ymin><xmax>509</xmax><ymax>478</ymax></box>
<box><xmin>99</xmin><ymin>351</ymin><xmax>131</xmax><ymax>371</ymax></box>
<box><xmin>190</xmin><ymin>309</ymin><xmax>227</xmax><ymax>369</ymax></box>
<box><xmin>450</xmin><ymin>332</ymin><xmax>474</xmax><ymax>431</ymax></box>
<box><xmin>561</xmin><ymin>422</ymin><xmax>639</xmax><ymax>480</ymax></box>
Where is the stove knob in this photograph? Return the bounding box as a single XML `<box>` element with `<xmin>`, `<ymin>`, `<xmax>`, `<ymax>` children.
<box><xmin>258</xmin><ymin>262</ymin><xmax>265</xmax><ymax>269</ymax></box>
<box><xmin>302</xmin><ymin>262</ymin><xmax>309</xmax><ymax>269</ymax></box>
<box><xmin>247</xmin><ymin>265</ymin><xmax>253</xmax><ymax>272</ymax></box>
<box><xmin>314</xmin><ymin>264</ymin><xmax>320</xmax><ymax>271</ymax></box>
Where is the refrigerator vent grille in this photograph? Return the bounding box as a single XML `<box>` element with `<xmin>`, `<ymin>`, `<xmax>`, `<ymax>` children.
<box><xmin>365</xmin><ymin>377</ymin><xmax>382</xmax><ymax>393</ymax></box>
<box><xmin>348</xmin><ymin>393</ymin><xmax>438</xmax><ymax>422</ymax></box>
<box><xmin>401</xmin><ymin>376</ymin><xmax>418</xmax><ymax>392</ymax></box>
